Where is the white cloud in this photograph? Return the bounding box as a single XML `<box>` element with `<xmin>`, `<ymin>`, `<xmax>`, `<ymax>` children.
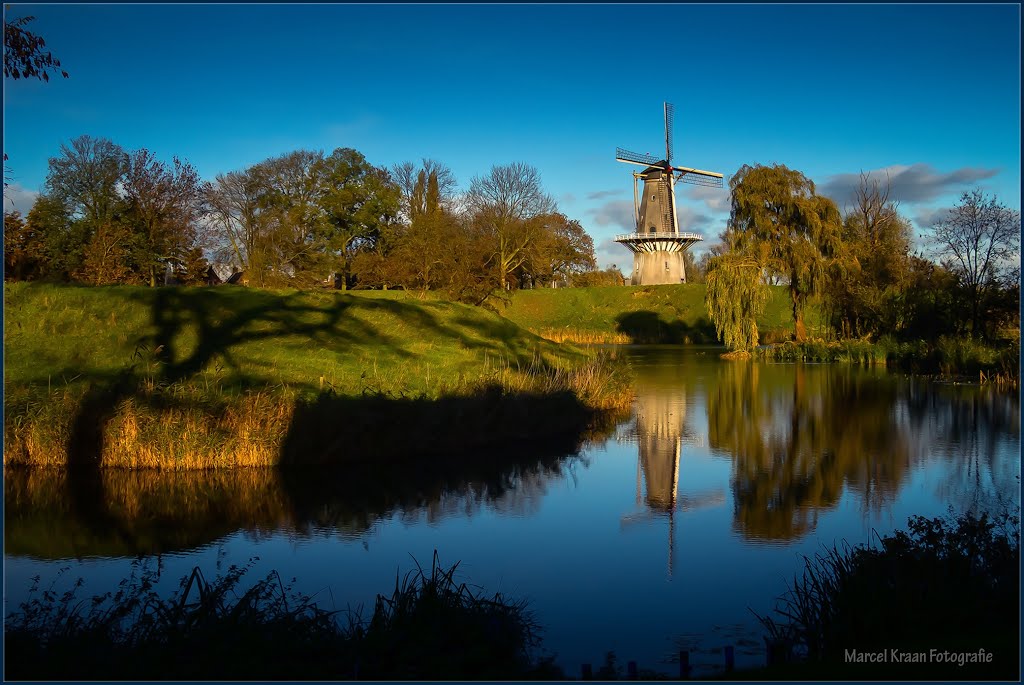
<box><xmin>587</xmin><ymin>199</ymin><xmax>635</xmax><ymax>231</ymax></box>
<box><xmin>595</xmin><ymin>237</ymin><xmax>632</xmax><ymax>271</ymax></box>
<box><xmin>676</xmin><ymin>205</ymin><xmax>716</xmax><ymax>234</ymax></box>
<box><xmin>2</xmin><ymin>183</ymin><xmax>39</xmax><ymax>215</ymax></box>
<box><xmin>586</xmin><ymin>189</ymin><xmax>624</xmax><ymax>201</ymax></box>
<box><xmin>682</xmin><ymin>184</ymin><xmax>730</xmax><ymax>213</ymax></box>
<box><xmin>820</xmin><ymin>163</ymin><xmax>1001</xmax><ymax>210</ymax></box>
<box><xmin>912</xmin><ymin>206</ymin><xmax>952</xmax><ymax>230</ymax></box>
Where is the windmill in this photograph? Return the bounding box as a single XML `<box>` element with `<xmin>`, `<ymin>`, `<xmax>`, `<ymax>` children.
<box><xmin>614</xmin><ymin>102</ymin><xmax>724</xmax><ymax>285</ymax></box>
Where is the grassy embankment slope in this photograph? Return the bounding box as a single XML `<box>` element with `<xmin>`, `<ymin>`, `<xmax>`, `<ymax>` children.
<box><xmin>3</xmin><ymin>284</ymin><xmax>631</xmax><ymax>470</ymax></box>
<box><xmin>502</xmin><ymin>283</ymin><xmax>805</xmax><ymax>344</ymax></box>
<box><xmin>504</xmin><ymin>285</ymin><xmax>1019</xmax><ymax>382</ymax></box>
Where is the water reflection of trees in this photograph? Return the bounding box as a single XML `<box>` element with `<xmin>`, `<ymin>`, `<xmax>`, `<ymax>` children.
<box><xmin>707</xmin><ymin>363</ymin><xmax>915</xmax><ymax>541</ymax></box>
<box><xmin>4</xmin><ymin>446</ymin><xmax>592</xmax><ymax>560</ymax></box>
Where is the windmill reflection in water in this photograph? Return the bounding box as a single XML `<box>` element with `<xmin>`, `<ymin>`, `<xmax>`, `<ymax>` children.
<box><xmin>619</xmin><ymin>389</ymin><xmax>724</xmax><ymax>577</ymax></box>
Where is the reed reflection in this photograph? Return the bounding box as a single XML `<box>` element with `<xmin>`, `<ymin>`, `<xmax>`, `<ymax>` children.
<box><xmin>4</xmin><ymin>444</ymin><xmax>592</xmax><ymax>560</ymax></box>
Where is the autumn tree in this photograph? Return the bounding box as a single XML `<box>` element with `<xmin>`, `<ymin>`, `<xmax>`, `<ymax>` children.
<box><xmin>682</xmin><ymin>249</ymin><xmax>704</xmax><ymax>284</ymax></box>
<box><xmin>721</xmin><ymin>164</ymin><xmax>847</xmax><ymax>342</ymax></box>
<box><xmin>518</xmin><ymin>213</ymin><xmax>595</xmax><ymax>288</ymax></box>
<box><xmin>467</xmin><ymin>162</ymin><xmax>556</xmax><ymax>290</ymax></box>
<box><xmin>204</xmin><ymin>169</ymin><xmax>272</xmax><ymax>285</ymax></box>
<box><xmin>930</xmin><ymin>189</ymin><xmax>1021</xmax><ymax>338</ymax></box>
<box><xmin>121</xmin><ymin>149</ymin><xmax>205</xmax><ymax>286</ymax></box>
<box><xmin>79</xmin><ymin>220</ymin><xmax>136</xmax><ymax>284</ymax></box>
<box><xmin>318</xmin><ymin>148</ymin><xmax>400</xmax><ymax>289</ymax></box>
<box><xmin>3</xmin><ymin>210</ymin><xmax>45</xmax><ymax>279</ymax></box>
<box><xmin>204</xmin><ymin>148</ymin><xmax>399</xmax><ymax>289</ymax></box>
<box><xmin>392</xmin><ymin>158</ymin><xmax>458</xmax><ymax>219</ymax></box>
<box><xmin>370</xmin><ymin>164</ymin><xmax>463</xmax><ymax>292</ymax></box>
<box><xmin>826</xmin><ymin>173</ymin><xmax>913</xmax><ymax>338</ymax></box>
<box><xmin>249</xmin><ymin>150</ymin><xmax>331</xmax><ymax>286</ymax></box>
<box><xmin>22</xmin><ymin>192</ymin><xmax>85</xmax><ymax>279</ymax></box>
<box><xmin>45</xmin><ymin>135</ymin><xmax>127</xmax><ymax>231</ymax></box>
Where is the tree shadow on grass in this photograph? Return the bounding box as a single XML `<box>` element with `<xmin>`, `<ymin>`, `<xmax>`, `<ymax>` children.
<box><xmin>614</xmin><ymin>310</ymin><xmax>716</xmax><ymax>344</ymax></box>
<box><xmin>25</xmin><ymin>286</ymin><xmax>612</xmax><ymax>547</ymax></box>
<box><xmin>55</xmin><ymin>287</ymin><xmax>570</xmax><ymax>467</ymax></box>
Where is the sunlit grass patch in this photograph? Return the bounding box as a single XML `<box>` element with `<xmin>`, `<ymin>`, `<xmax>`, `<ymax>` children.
<box><xmin>4</xmin><ymin>283</ymin><xmax>633</xmax><ymax>468</ymax></box>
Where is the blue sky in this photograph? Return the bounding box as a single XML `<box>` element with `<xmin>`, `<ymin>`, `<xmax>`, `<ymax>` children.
<box><xmin>3</xmin><ymin>3</ymin><xmax>1020</xmax><ymax>269</ymax></box>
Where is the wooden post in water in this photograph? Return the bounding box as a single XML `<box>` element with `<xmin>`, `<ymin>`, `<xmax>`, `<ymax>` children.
<box><xmin>724</xmin><ymin>645</ymin><xmax>735</xmax><ymax>671</ymax></box>
<box><xmin>581</xmin><ymin>663</ymin><xmax>592</xmax><ymax>680</ymax></box>
<box><xmin>679</xmin><ymin>650</ymin><xmax>690</xmax><ymax>679</ymax></box>
<box><xmin>627</xmin><ymin>660</ymin><xmax>638</xmax><ymax>680</ymax></box>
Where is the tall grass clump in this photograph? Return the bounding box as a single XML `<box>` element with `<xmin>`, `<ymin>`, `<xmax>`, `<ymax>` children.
<box><xmin>754</xmin><ymin>510</ymin><xmax>1020</xmax><ymax>676</ymax></box>
<box><xmin>756</xmin><ymin>338</ymin><xmax>888</xmax><ymax>364</ymax></box>
<box><xmin>348</xmin><ymin>552</ymin><xmax>555</xmax><ymax>679</ymax></box>
<box><xmin>756</xmin><ymin>335</ymin><xmax>1018</xmax><ymax>384</ymax></box>
<box><xmin>5</xmin><ymin>553</ymin><xmax>559</xmax><ymax>680</ymax></box>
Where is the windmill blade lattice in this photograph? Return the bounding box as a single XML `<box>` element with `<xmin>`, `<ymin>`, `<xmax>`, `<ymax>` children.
<box><xmin>664</xmin><ymin>102</ymin><xmax>674</xmax><ymax>164</ymax></box>
<box><xmin>615</xmin><ymin>147</ymin><xmax>662</xmax><ymax>166</ymax></box>
<box><xmin>674</xmin><ymin>171</ymin><xmax>724</xmax><ymax>189</ymax></box>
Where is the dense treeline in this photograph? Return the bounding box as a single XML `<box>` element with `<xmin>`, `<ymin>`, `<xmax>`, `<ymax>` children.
<box><xmin>704</xmin><ymin>165</ymin><xmax>1020</xmax><ymax>350</ymax></box>
<box><xmin>3</xmin><ymin>136</ymin><xmax>599</xmax><ymax>304</ymax></box>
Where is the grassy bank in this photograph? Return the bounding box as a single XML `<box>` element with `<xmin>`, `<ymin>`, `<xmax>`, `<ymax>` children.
<box><xmin>755</xmin><ymin>335</ymin><xmax>1020</xmax><ymax>384</ymax></box>
<box><xmin>3</xmin><ymin>283</ymin><xmax>632</xmax><ymax>469</ymax></box>
<box><xmin>503</xmin><ymin>284</ymin><xmax>806</xmax><ymax>344</ymax></box>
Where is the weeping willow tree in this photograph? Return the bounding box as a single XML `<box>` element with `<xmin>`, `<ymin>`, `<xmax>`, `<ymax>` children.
<box><xmin>705</xmin><ymin>250</ymin><xmax>770</xmax><ymax>351</ymax></box>
<box><xmin>720</xmin><ymin>164</ymin><xmax>847</xmax><ymax>342</ymax></box>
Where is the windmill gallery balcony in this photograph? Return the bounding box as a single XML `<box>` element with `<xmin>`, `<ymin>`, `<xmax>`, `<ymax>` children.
<box><xmin>614</xmin><ymin>232</ymin><xmax>704</xmax><ymax>253</ymax></box>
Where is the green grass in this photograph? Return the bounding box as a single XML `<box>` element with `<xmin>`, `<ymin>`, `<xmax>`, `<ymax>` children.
<box><xmin>502</xmin><ymin>284</ymin><xmax>811</xmax><ymax>344</ymax></box>
<box><xmin>3</xmin><ymin>283</ymin><xmax>632</xmax><ymax>468</ymax></box>
<box><xmin>3</xmin><ymin>283</ymin><xmax>585</xmax><ymax>396</ymax></box>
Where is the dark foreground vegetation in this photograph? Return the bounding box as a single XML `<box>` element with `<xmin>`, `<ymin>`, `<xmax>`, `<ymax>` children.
<box><xmin>6</xmin><ymin>512</ymin><xmax>1018</xmax><ymax>681</ymax></box>
<box><xmin>750</xmin><ymin>510</ymin><xmax>1020</xmax><ymax>681</ymax></box>
<box><xmin>4</xmin><ymin>553</ymin><xmax>561</xmax><ymax>681</ymax></box>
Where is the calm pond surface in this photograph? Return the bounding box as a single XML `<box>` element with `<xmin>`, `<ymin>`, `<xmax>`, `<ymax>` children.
<box><xmin>5</xmin><ymin>346</ymin><xmax>1020</xmax><ymax>676</ymax></box>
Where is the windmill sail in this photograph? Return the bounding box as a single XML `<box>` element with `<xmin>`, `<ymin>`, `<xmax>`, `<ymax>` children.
<box><xmin>615</xmin><ymin>148</ymin><xmax>662</xmax><ymax>167</ymax></box>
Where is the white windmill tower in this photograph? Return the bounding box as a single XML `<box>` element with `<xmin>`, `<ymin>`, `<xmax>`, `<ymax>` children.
<box><xmin>614</xmin><ymin>102</ymin><xmax>724</xmax><ymax>285</ymax></box>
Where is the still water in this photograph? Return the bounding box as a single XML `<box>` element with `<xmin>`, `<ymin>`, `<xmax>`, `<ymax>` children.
<box><xmin>4</xmin><ymin>346</ymin><xmax>1020</xmax><ymax>676</ymax></box>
